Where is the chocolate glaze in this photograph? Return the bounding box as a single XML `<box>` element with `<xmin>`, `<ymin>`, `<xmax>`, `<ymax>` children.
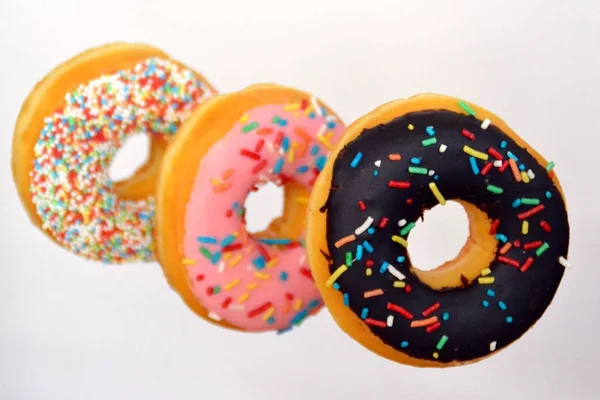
<box><xmin>325</xmin><ymin>110</ymin><xmax>569</xmax><ymax>363</ymax></box>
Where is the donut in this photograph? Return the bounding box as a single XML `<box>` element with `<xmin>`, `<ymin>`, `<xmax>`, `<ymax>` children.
<box><xmin>12</xmin><ymin>43</ymin><xmax>216</xmax><ymax>263</ymax></box>
<box><xmin>307</xmin><ymin>94</ymin><xmax>570</xmax><ymax>366</ymax></box>
<box><xmin>156</xmin><ymin>84</ymin><xmax>345</xmax><ymax>332</ymax></box>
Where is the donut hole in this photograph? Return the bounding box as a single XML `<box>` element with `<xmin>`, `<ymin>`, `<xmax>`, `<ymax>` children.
<box><xmin>407</xmin><ymin>201</ymin><xmax>469</xmax><ymax>272</ymax></box>
<box><xmin>244</xmin><ymin>181</ymin><xmax>285</xmax><ymax>234</ymax></box>
<box><xmin>109</xmin><ymin>134</ymin><xmax>150</xmax><ymax>182</ymax></box>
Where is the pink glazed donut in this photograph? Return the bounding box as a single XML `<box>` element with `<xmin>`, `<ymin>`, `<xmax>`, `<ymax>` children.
<box><xmin>156</xmin><ymin>84</ymin><xmax>345</xmax><ymax>332</ymax></box>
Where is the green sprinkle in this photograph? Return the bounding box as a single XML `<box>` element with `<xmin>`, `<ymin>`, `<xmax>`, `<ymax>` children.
<box><xmin>422</xmin><ymin>137</ymin><xmax>437</xmax><ymax>147</ymax></box>
<box><xmin>458</xmin><ymin>101</ymin><xmax>476</xmax><ymax>116</ymax></box>
<box><xmin>546</xmin><ymin>161</ymin><xmax>556</xmax><ymax>172</ymax></box>
<box><xmin>272</xmin><ymin>116</ymin><xmax>280</xmax><ymax>124</ymax></box>
<box><xmin>436</xmin><ymin>335</ymin><xmax>449</xmax><ymax>350</ymax></box>
<box><xmin>200</xmin><ymin>247</ymin><xmax>212</xmax><ymax>260</ymax></box>
<box><xmin>345</xmin><ymin>252</ymin><xmax>353</xmax><ymax>267</ymax></box>
<box><xmin>536</xmin><ymin>242</ymin><xmax>550</xmax><ymax>256</ymax></box>
<box><xmin>408</xmin><ymin>166</ymin><xmax>428</xmax><ymax>175</ymax></box>
<box><xmin>400</xmin><ymin>222</ymin><xmax>416</xmax><ymax>236</ymax></box>
<box><xmin>237</xmin><ymin>207</ymin><xmax>245</xmax><ymax>216</ymax></box>
<box><xmin>487</xmin><ymin>185</ymin><xmax>504</xmax><ymax>194</ymax></box>
<box><xmin>213</xmin><ymin>286</ymin><xmax>221</xmax><ymax>294</ymax></box>
<box><xmin>242</xmin><ymin>121</ymin><xmax>259</xmax><ymax>133</ymax></box>
<box><xmin>521</xmin><ymin>198</ymin><xmax>540</xmax><ymax>205</ymax></box>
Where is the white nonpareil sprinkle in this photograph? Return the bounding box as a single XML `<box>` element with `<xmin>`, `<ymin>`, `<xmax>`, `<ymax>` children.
<box><xmin>387</xmin><ymin>315</ymin><xmax>395</xmax><ymax>327</ymax></box>
<box><xmin>481</xmin><ymin>118</ymin><xmax>492</xmax><ymax>129</ymax></box>
<box><xmin>208</xmin><ymin>312</ymin><xmax>222</xmax><ymax>321</ymax></box>
<box><xmin>439</xmin><ymin>144</ymin><xmax>448</xmax><ymax>153</ymax></box>
<box><xmin>374</xmin><ymin>160</ymin><xmax>382</xmax><ymax>167</ymax></box>
<box><xmin>527</xmin><ymin>169</ymin><xmax>536</xmax><ymax>180</ymax></box>
<box><xmin>490</xmin><ymin>341</ymin><xmax>497</xmax><ymax>352</ymax></box>
<box><xmin>558</xmin><ymin>256</ymin><xmax>570</xmax><ymax>268</ymax></box>
<box><xmin>398</xmin><ymin>219</ymin><xmax>407</xmax><ymax>227</ymax></box>
<box><xmin>494</xmin><ymin>160</ymin><xmax>503</xmax><ymax>168</ymax></box>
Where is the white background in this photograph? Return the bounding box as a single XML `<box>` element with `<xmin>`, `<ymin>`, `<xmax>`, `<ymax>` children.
<box><xmin>1</xmin><ymin>0</ymin><xmax>599</xmax><ymax>399</ymax></box>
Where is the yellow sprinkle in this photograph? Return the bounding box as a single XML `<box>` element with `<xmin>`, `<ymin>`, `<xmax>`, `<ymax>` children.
<box><xmin>408</xmin><ymin>124</ymin><xmax>414</xmax><ymax>131</ymax></box>
<box><xmin>288</xmin><ymin>143</ymin><xmax>296</xmax><ymax>163</ymax></box>
<box><xmin>182</xmin><ymin>259</ymin><xmax>196</xmax><ymax>266</ymax></box>
<box><xmin>392</xmin><ymin>235</ymin><xmax>408</xmax><ymax>247</ymax></box>
<box><xmin>225</xmin><ymin>279</ymin><xmax>241</xmax><ymax>290</ymax></box>
<box><xmin>296</xmin><ymin>197</ymin><xmax>309</xmax><ymax>204</ymax></box>
<box><xmin>317</xmin><ymin>135</ymin><xmax>334</xmax><ymax>151</ymax></box>
<box><xmin>238</xmin><ymin>293</ymin><xmax>249</xmax><ymax>303</ymax></box>
<box><xmin>325</xmin><ymin>265</ymin><xmax>348</xmax><ymax>287</ymax></box>
<box><xmin>229</xmin><ymin>254</ymin><xmax>242</xmax><ymax>267</ymax></box>
<box><xmin>239</xmin><ymin>114</ymin><xmax>249</xmax><ymax>123</ymax></box>
<box><xmin>521</xmin><ymin>171</ymin><xmax>530</xmax><ymax>183</ymax></box>
<box><xmin>254</xmin><ymin>272</ymin><xmax>270</xmax><ymax>280</ymax></box>
<box><xmin>247</xmin><ymin>283</ymin><xmax>259</xmax><ymax>290</ymax></box>
<box><xmin>222</xmin><ymin>253</ymin><xmax>231</xmax><ymax>261</ymax></box>
<box><xmin>366</xmin><ymin>268</ymin><xmax>372</xmax><ymax>276</ymax></box>
<box><xmin>478</xmin><ymin>277</ymin><xmax>495</xmax><ymax>284</ymax></box>
<box><xmin>428</xmin><ymin>182</ymin><xmax>447</xmax><ymax>205</ymax></box>
<box><xmin>232</xmin><ymin>232</ymin><xmax>239</xmax><ymax>238</ymax></box>
<box><xmin>463</xmin><ymin>145</ymin><xmax>489</xmax><ymax>161</ymax></box>
<box><xmin>522</xmin><ymin>220</ymin><xmax>529</xmax><ymax>235</ymax></box>
<box><xmin>324</xmin><ymin>131</ymin><xmax>333</xmax><ymax>140</ymax></box>
<box><xmin>294</xmin><ymin>299</ymin><xmax>303</xmax><ymax>311</ymax></box>
<box><xmin>266</xmin><ymin>258</ymin><xmax>279</xmax><ymax>268</ymax></box>
<box><xmin>433</xmin><ymin>352</ymin><xmax>439</xmax><ymax>359</ymax></box>
<box><xmin>304</xmin><ymin>105</ymin><xmax>314</xmax><ymax>115</ymax></box>
<box><xmin>393</xmin><ymin>281</ymin><xmax>406</xmax><ymax>288</ymax></box>
<box><xmin>284</xmin><ymin>103</ymin><xmax>301</xmax><ymax>111</ymax></box>
<box><xmin>481</xmin><ymin>268</ymin><xmax>492</xmax><ymax>276</ymax></box>
<box><xmin>210</xmin><ymin>178</ymin><xmax>222</xmax><ymax>186</ymax></box>
<box><xmin>262</xmin><ymin>307</ymin><xmax>276</xmax><ymax>320</ymax></box>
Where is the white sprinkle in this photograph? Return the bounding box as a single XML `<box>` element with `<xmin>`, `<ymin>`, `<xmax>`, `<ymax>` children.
<box><xmin>387</xmin><ymin>315</ymin><xmax>395</xmax><ymax>327</ymax></box>
<box><xmin>493</xmin><ymin>160</ymin><xmax>503</xmax><ymax>168</ymax></box>
<box><xmin>374</xmin><ymin>160</ymin><xmax>382</xmax><ymax>167</ymax></box>
<box><xmin>428</xmin><ymin>170</ymin><xmax>435</xmax><ymax>176</ymax></box>
<box><xmin>355</xmin><ymin>216</ymin><xmax>374</xmax><ymax>235</ymax></box>
<box><xmin>481</xmin><ymin>118</ymin><xmax>492</xmax><ymax>130</ymax></box>
<box><xmin>311</xmin><ymin>97</ymin><xmax>324</xmax><ymax>117</ymax></box>
<box><xmin>325</xmin><ymin>115</ymin><xmax>337</xmax><ymax>123</ymax></box>
<box><xmin>490</xmin><ymin>341</ymin><xmax>497</xmax><ymax>352</ymax></box>
<box><xmin>298</xmin><ymin>254</ymin><xmax>307</xmax><ymax>265</ymax></box>
<box><xmin>229</xmin><ymin>305</ymin><xmax>245</xmax><ymax>311</ymax></box>
<box><xmin>527</xmin><ymin>169</ymin><xmax>535</xmax><ymax>180</ymax></box>
<box><xmin>316</xmin><ymin>124</ymin><xmax>327</xmax><ymax>137</ymax></box>
<box><xmin>398</xmin><ymin>219</ymin><xmax>407</xmax><ymax>227</ymax></box>
<box><xmin>558</xmin><ymin>256</ymin><xmax>570</xmax><ymax>268</ymax></box>
<box><xmin>217</xmin><ymin>261</ymin><xmax>226</xmax><ymax>274</ymax></box>
<box><xmin>208</xmin><ymin>312</ymin><xmax>222</xmax><ymax>321</ymax></box>
<box><xmin>439</xmin><ymin>144</ymin><xmax>447</xmax><ymax>153</ymax></box>
<box><xmin>387</xmin><ymin>264</ymin><xmax>406</xmax><ymax>280</ymax></box>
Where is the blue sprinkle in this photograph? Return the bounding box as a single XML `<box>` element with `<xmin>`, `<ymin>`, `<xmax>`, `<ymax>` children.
<box><xmin>308</xmin><ymin>299</ymin><xmax>321</xmax><ymax>310</ymax></box>
<box><xmin>327</xmin><ymin>121</ymin><xmax>336</xmax><ymax>129</ymax></box>
<box><xmin>434</xmin><ymin>175</ymin><xmax>439</xmax><ymax>180</ymax></box>
<box><xmin>211</xmin><ymin>251</ymin><xmax>221</xmax><ymax>265</ymax></box>
<box><xmin>333</xmin><ymin>283</ymin><xmax>341</xmax><ymax>290</ymax></box>
<box><xmin>469</xmin><ymin>156</ymin><xmax>480</xmax><ymax>175</ymax></box>
<box><xmin>292</xmin><ymin>310</ymin><xmax>308</xmax><ymax>325</ymax></box>
<box><xmin>221</xmin><ymin>235</ymin><xmax>235</xmax><ymax>247</ymax></box>
<box><xmin>500</xmin><ymin>140</ymin><xmax>508</xmax><ymax>149</ymax></box>
<box><xmin>197</xmin><ymin>236</ymin><xmax>217</xmax><ymax>244</ymax></box>
<box><xmin>281</xmin><ymin>136</ymin><xmax>290</xmax><ymax>151</ymax></box>
<box><xmin>258</xmin><ymin>238</ymin><xmax>291</xmax><ymax>245</ymax></box>
<box><xmin>482</xmin><ymin>300</ymin><xmax>490</xmax><ymax>307</ymax></box>
<box><xmin>487</xmin><ymin>289</ymin><xmax>496</xmax><ymax>297</ymax></box>
<box><xmin>512</xmin><ymin>198</ymin><xmax>522</xmax><ymax>208</ymax></box>
<box><xmin>308</xmin><ymin>112</ymin><xmax>316</xmax><ymax>119</ymax></box>
<box><xmin>343</xmin><ymin>293</ymin><xmax>350</xmax><ymax>307</ymax></box>
<box><xmin>360</xmin><ymin>308</ymin><xmax>369</xmax><ymax>320</ymax></box>
<box><xmin>277</xmin><ymin>327</ymin><xmax>292</xmax><ymax>335</ymax></box>
<box><xmin>396</xmin><ymin>256</ymin><xmax>406</xmax><ymax>263</ymax></box>
<box><xmin>356</xmin><ymin>245</ymin><xmax>364</xmax><ymax>261</ymax></box>
<box><xmin>367</xmin><ymin>227</ymin><xmax>375</xmax><ymax>234</ymax></box>
<box><xmin>296</xmin><ymin>165</ymin><xmax>309</xmax><ymax>174</ymax></box>
<box><xmin>315</xmin><ymin>155</ymin><xmax>327</xmax><ymax>171</ymax></box>
<box><xmin>379</xmin><ymin>261</ymin><xmax>389</xmax><ymax>274</ymax></box>
<box><xmin>506</xmin><ymin>316</ymin><xmax>513</xmax><ymax>323</ymax></box>
<box><xmin>410</xmin><ymin>157</ymin><xmax>421</xmax><ymax>165</ymax></box>
<box><xmin>273</xmin><ymin>158</ymin><xmax>284</xmax><ymax>174</ymax></box>
<box><xmin>426</xmin><ymin>126</ymin><xmax>436</xmax><ymax>136</ymax></box>
<box><xmin>495</xmin><ymin>234</ymin><xmax>508</xmax><ymax>243</ymax></box>
<box><xmin>401</xmin><ymin>341</ymin><xmax>409</xmax><ymax>348</ymax></box>
<box><xmin>519</xmin><ymin>163</ymin><xmax>525</xmax><ymax>171</ymax></box>
<box><xmin>442</xmin><ymin>312</ymin><xmax>450</xmax><ymax>321</ymax></box>
<box><xmin>363</xmin><ymin>241</ymin><xmax>374</xmax><ymax>253</ymax></box>
<box><xmin>252</xmin><ymin>256</ymin><xmax>266</xmax><ymax>269</ymax></box>
<box><xmin>278</xmin><ymin>119</ymin><xmax>288</xmax><ymax>127</ymax></box>
<box><xmin>373</xmin><ymin>170</ymin><xmax>379</xmax><ymax>177</ymax></box>
<box><xmin>498</xmin><ymin>301</ymin><xmax>507</xmax><ymax>311</ymax></box>
<box><xmin>507</xmin><ymin>151</ymin><xmax>518</xmax><ymax>161</ymax></box>
<box><xmin>267</xmin><ymin>317</ymin><xmax>276</xmax><ymax>325</ymax></box>
<box><xmin>350</xmin><ymin>152</ymin><xmax>363</xmax><ymax>168</ymax></box>
<box><xmin>280</xmin><ymin>271</ymin><xmax>288</xmax><ymax>282</ymax></box>
<box><xmin>311</xmin><ymin>145</ymin><xmax>320</xmax><ymax>156</ymax></box>
<box><xmin>545</xmin><ymin>191</ymin><xmax>552</xmax><ymax>199</ymax></box>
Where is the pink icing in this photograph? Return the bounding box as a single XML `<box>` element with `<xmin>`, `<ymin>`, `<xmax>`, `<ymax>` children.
<box><xmin>182</xmin><ymin>99</ymin><xmax>344</xmax><ymax>331</ymax></box>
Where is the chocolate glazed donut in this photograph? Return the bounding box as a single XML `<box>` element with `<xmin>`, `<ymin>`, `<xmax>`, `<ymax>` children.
<box><xmin>307</xmin><ymin>94</ymin><xmax>570</xmax><ymax>367</ymax></box>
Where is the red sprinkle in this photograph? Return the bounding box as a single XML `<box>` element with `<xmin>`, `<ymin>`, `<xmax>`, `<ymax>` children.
<box><xmin>388</xmin><ymin>180</ymin><xmax>411</xmax><ymax>189</ymax></box>
<box><xmin>426</xmin><ymin>322</ymin><xmax>442</xmax><ymax>333</ymax></box>
<box><xmin>540</xmin><ymin>220</ymin><xmax>552</xmax><ymax>232</ymax></box>
<box><xmin>499</xmin><ymin>160</ymin><xmax>510</xmax><ymax>172</ymax></box>
<box><xmin>490</xmin><ymin>219</ymin><xmax>500</xmax><ymax>235</ymax></box>
<box><xmin>461</xmin><ymin>129</ymin><xmax>475</xmax><ymax>141</ymax></box>
<box><xmin>225</xmin><ymin>209</ymin><xmax>233</xmax><ymax>218</ymax></box>
<box><xmin>222</xmin><ymin>243</ymin><xmax>243</xmax><ymax>252</ymax></box>
<box><xmin>480</xmin><ymin>162</ymin><xmax>493</xmax><ymax>176</ymax></box>
<box><xmin>254</xmin><ymin>139</ymin><xmax>265</xmax><ymax>153</ymax></box>
<box><xmin>207</xmin><ymin>287</ymin><xmax>214</xmax><ymax>295</ymax></box>
<box><xmin>520</xmin><ymin>257</ymin><xmax>535</xmax><ymax>273</ymax></box>
<box><xmin>387</xmin><ymin>302</ymin><xmax>413</xmax><ymax>319</ymax></box>
<box><xmin>358</xmin><ymin>201</ymin><xmax>367</xmax><ymax>211</ymax></box>
<box><xmin>300</xmin><ymin>268</ymin><xmax>314</xmax><ymax>280</ymax></box>
<box><xmin>513</xmin><ymin>240</ymin><xmax>521</xmax><ymax>248</ymax></box>
<box><xmin>405</xmin><ymin>284</ymin><xmax>413</xmax><ymax>293</ymax></box>
<box><xmin>497</xmin><ymin>256</ymin><xmax>520</xmax><ymax>268</ymax></box>
<box><xmin>406</xmin><ymin>199</ymin><xmax>413</xmax><ymax>205</ymax></box>
<box><xmin>274</xmin><ymin>132</ymin><xmax>284</xmax><ymax>149</ymax></box>
<box><xmin>257</xmin><ymin>245</ymin><xmax>271</xmax><ymax>261</ymax></box>
<box><xmin>518</xmin><ymin>204</ymin><xmax>545</xmax><ymax>220</ymax></box>
<box><xmin>365</xmin><ymin>318</ymin><xmax>388</xmax><ymax>328</ymax></box>
<box><xmin>379</xmin><ymin>217</ymin><xmax>389</xmax><ymax>228</ymax></box>
<box><xmin>285</xmin><ymin>293</ymin><xmax>294</xmax><ymax>301</ymax></box>
<box><xmin>422</xmin><ymin>302</ymin><xmax>441</xmax><ymax>317</ymax></box>
<box><xmin>365</xmin><ymin>260</ymin><xmax>374</xmax><ymax>268</ymax></box>
<box><xmin>523</xmin><ymin>241</ymin><xmax>543</xmax><ymax>250</ymax></box>
<box><xmin>488</xmin><ymin>147</ymin><xmax>504</xmax><ymax>160</ymax></box>
<box><xmin>240</xmin><ymin>149</ymin><xmax>261</xmax><ymax>160</ymax></box>
<box><xmin>247</xmin><ymin>302</ymin><xmax>272</xmax><ymax>318</ymax></box>
<box><xmin>195</xmin><ymin>274</ymin><xmax>205</xmax><ymax>282</ymax></box>
<box><xmin>251</xmin><ymin>159</ymin><xmax>268</xmax><ymax>174</ymax></box>
<box><xmin>221</xmin><ymin>297</ymin><xmax>232</xmax><ymax>309</ymax></box>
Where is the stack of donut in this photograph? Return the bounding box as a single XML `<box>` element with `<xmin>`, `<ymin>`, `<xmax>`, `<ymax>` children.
<box><xmin>11</xmin><ymin>43</ymin><xmax>570</xmax><ymax>366</ymax></box>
